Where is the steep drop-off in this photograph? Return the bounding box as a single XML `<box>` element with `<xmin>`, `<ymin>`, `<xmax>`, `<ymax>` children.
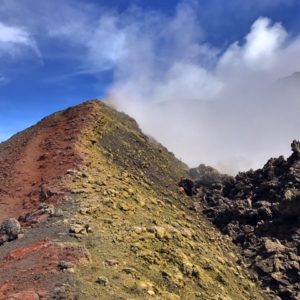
<box><xmin>0</xmin><ymin>100</ymin><xmax>266</xmax><ymax>299</ymax></box>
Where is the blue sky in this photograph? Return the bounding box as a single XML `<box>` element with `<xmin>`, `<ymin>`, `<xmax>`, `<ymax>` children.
<box><xmin>0</xmin><ymin>0</ymin><xmax>300</xmax><ymax>145</ymax></box>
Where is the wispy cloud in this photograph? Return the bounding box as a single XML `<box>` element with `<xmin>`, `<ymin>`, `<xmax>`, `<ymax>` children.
<box><xmin>0</xmin><ymin>22</ymin><xmax>41</xmax><ymax>58</ymax></box>
<box><xmin>0</xmin><ymin>21</ymin><xmax>41</xmax><ymax>85</ymax></box>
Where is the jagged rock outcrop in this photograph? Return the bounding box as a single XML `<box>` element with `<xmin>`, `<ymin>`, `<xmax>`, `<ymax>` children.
<box><xmin>182</xmin><ymin>141</ymin><xmax>300</xmax><ymax>300</ymax></box>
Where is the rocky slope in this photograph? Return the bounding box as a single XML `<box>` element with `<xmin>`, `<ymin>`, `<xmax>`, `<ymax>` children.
<box><xmin>181</xmin><ymin>141</ymin><xmax>300</xmax><ymax>300</ymax></box>
<box><xmin>0</xmin><ymin>100</ymin><xmax>266</xmax><ymax>299</ymax></box>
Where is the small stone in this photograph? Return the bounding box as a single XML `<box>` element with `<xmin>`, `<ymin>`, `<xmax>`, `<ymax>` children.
<box><xmin>67</xmin><ymin>268</ymin><xmax>75</xmax><ymax>273</ymax></box>
<box><xmin>79</xmin><ymin>208</ymin><xmax>88</xmax><ymax>215</ymax></box>
<box><xmin>54</xmin><ymin>208</ymin><xmax>64</xmax><ymax>217</ymax></box>
<box><xmin>255</xmin><ymin>257</ymin><xmax>274</xmax><ymax>273</ymax></box>
<box><xmin>284</xmin><ymin>189</ymin><xmax>295</xmax><ymax>201</ymax></box>
<box><xmin>17</xmin><ymin>233</ymin><xmax>25</xmax><ymax>239</ymax></box>
<box><xmin>288</xmin><ymin>260</ymin><xmax>300</xmax><ymax>271</ymax></box>
<box><xmin>69</xmin><ymin>223</ymin><xmax>91</xmax><ymax>235</ymax></box>
<box><xmin>85</xmin><ymin>224</ymin><xmax>93</xmax><ymax>233</ymax></box>
<box><xmin>54</xmin><ymin>286</ymin><xmax>66</xmax><ymax>294</ymax></box>
<box><xmin>181</xmin><ymin>228</ymin><xmax>193</xmax><ymax>239</ymax></box>
<box><xmin>96</xmin><ymin>276</ymin><xmax>109</xmax><ymax>286</ymax></box>
<box><xmin>133</xmin><ymin>226</ymin><xmax>146</xmax><ymax>234</ymax></box>
<box><xmin>155</xmin><ymin>227</ymin><xmax>168</xmax><ymax>239</ymax></box>
<box><xmin>216</xmin><ymin>273</ymin><xmax>227</xmax><ymax>285</ymax></box>
<box><xmin>273</xmin><ymin>257</ymin><xmax>283</xmax><ymax>272</ymax></box>
<box><xmin>122</xmin><ymin>267</ymin><xmax>137</xmax><ymax>274</ymax></box>
<box><xmin>118</xmin><ymin>203</ymin><xmax>132</xmax><ymax>212</ymax></box>
<box><xmin>147</xmin><ymin>226</ymin><xmax>170</xmax><ymax>240</ymax></box>
<box><xmin>147</xmin><ymin>290</ymin><xmax>155</xmax><ymax>296</ymax></box>
<box><xmin>289</xmin><ymin>252</ymin><xmax>300</xmax><ymax>261</ymax></box>
<box><xmin>59</xmin><ymin>260</ymin><xmax>74</xmax><ymax>270</ymax></box>
<box><xmin>127</xmin><ymin>188</ymin><xmax>135</xmax><ymax>195</ymax></box>
<box><xmin>45</xmin><ymin>204</ymin><xmax>55</xmax><ymax>215</ymax></box>
<box><xmin>104</xmin><ymin>259</ymin><xmax>119</xmax><ymax>266</ymax></box>
<box><xmin>271</xmin><ymin>272</ymin><xmax>290</xmax><ymax>286</ymax></box>
<box><xmin>69</xmin><ymin>224</ymin><xmax>85</xmax><ymax>234</ymax></box>
<box><xmin>122</xmin><ymin>191</ymin><xmax>130</xmax><ymax>198</ymax></box>
<box><xmin>264</xmin><ymin>239</ymin><xmax>285</xmax><ymax>254</ymax></box>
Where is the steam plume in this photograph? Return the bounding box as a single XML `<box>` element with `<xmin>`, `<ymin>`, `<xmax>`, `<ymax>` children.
<box><xmin>95</xmin><ymin>4</ymin><xmax>300</xmax><ymax>173</ymax></box>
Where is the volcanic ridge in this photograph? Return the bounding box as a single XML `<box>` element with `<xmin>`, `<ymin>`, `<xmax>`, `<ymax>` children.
<box><xmin>0</xmin><ymin>99</ymin><xmax>287</xmax><ymax>300</ymax></box>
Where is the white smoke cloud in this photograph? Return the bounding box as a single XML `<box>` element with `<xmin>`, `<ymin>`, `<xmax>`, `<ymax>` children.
<box><xmin>93</xmin><ymin>5</ymin><xmax>300</xmax><ymax>174</ymax></box>
<box><xmin>219</xmin><ymin>17</ymin><xmax>287</xmax><ymax>75</ymax></box>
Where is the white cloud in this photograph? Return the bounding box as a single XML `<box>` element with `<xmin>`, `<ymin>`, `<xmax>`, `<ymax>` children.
<box><xmin>0</xmin><ymin>22</ymin><xmax>40</xmax><ymax>58</ymax></box>
<box><xmin>243</xmin><ymin>18</ymin><xmax>286</xmax><ymax>67</ymax></box>
<box><xmin>87</xmin><ymin>14</ymin><xmax>128</xmax><ymax>71</ymax></box>
<box><xmin>219</xmin><ymin>17</ymin><xmax>287</xmax><ymax>73</ymax></box>
<box><xmin>95</xmin><ymin>10</ymin><xmax>300</xmax><ymax>174</ymax></box>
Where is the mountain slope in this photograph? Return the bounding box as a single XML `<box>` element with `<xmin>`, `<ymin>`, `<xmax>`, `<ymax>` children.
<box><xmin>0</xmin><ymin>100</ymin><xmax>266</xmax><ymax>299</ymax></box>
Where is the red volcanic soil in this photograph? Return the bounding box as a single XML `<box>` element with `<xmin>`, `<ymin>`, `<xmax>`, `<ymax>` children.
<box><xmin>0</xmin><ymin>102</ymin><xmax>96</xmax><ymax>222</ymax></box>
<box><xmin>0</xmin><ymin>240</ymin><xmax>89</xmax><ymax>299</ymax></box>
<box><xmin>0</xmin><ymin>101</ymin><xmax>98</xmax><ymax>299</ymax></box>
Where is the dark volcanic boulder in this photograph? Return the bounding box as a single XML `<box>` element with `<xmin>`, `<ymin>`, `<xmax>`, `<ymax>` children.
<box><xmin>188</xmin><ymin>164</ymin><xmax>233</xmax><ymax>190</ymax></box>
<box><xmin>178</xmin><ymin>178</ymin><xmax>194</xmax><ymax>196</ymax></box>
<box><xmin>290</xmin><ymin>140</ymin><xmax>300</xmax><ymax>161</ymax></box>
<box><xmin>0</xmin><ymin>218</ymin><xmax>21</xmax><ymax>242</ymax></box>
